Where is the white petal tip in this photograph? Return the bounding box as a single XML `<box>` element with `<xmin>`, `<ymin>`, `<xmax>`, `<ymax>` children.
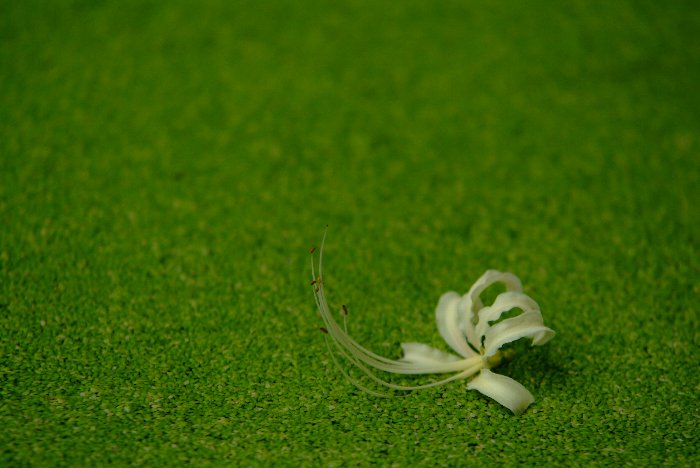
<box><xmin>436</xmin><ymin>291</ymin><xmax>461</xmax><ymax>308</ymax></box>
<box><xmin>467</xmin><ymin>369</ymin><xmax>535</xmax><ymax>416</ymax></box>
<box><xmin>532</xmin><ymin>328</ymin><xmax>556</xmax><ymax>346</ymax></box>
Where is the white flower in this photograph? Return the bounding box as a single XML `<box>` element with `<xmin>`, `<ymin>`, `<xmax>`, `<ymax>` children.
<box><xmin>311</xmin><ymin>233</ymin><xmax>555</xmax><ymax>415</ymax></box>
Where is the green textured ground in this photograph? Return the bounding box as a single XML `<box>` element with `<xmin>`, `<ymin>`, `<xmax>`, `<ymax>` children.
<box><xmin>2</xmin><ymin>0</ymin><xmax>699</xmax><ymax>465</ymax></box>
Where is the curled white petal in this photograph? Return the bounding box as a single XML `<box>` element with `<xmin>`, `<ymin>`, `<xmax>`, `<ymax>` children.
<box><xmin>467</xmin><ymin>369</ymin><xmax>535</xmax><ymax>415</ymax></box>
<box><xmin>483</xmin><ymin>311</ymin><xmax>556</xmax><ymax>358</ymax></box>
<box><xmin>436</xmin><ymin>292</ymin><xmax>478</xmax><ymax>358</ymax></box>
<box><xmin>456</xmin><ymin>293</ymin><xmax>479</xmax><ymax>349</ymax></box>
<box><xmin>459</xmin><ymin>270</ymin><xmax>522</xmax><ymax>349</ymax></box>
<box><xmin>465</xmin><ymin>270</ymin><xmax>523</xmax><ymax>312</ymax></box>
<box><xmin>474</xmin><ymin>291</ymin><xmax>541</xmax><ymax>345</ymax></box>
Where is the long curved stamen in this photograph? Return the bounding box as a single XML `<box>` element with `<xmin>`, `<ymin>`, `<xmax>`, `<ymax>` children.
<box><xmin>313</xmin><ymin>278</ymin><xmax>480</xmax><ymax>374</ymax></box>
<box><xmin>310</xmin><ymin>230</ymin><xmax>483</xmax><ymax>396</ymax></box>
<box><xmin>323</xmin><ymin>332</ymin><xmax>482</xmax><ymax>394</ymax></box>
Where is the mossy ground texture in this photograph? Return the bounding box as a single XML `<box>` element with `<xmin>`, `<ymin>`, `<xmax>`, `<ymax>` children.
<box><xmin>1</xmin><ymin>0</ymin><xmax>699</xmax><ymax>465</ymax></box>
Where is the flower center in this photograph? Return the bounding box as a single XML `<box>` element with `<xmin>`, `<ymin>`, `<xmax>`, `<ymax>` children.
<box><xmin>484</xmin><ymin>348</ymin><xmax>516</xmax><ymax>369</ymax></box>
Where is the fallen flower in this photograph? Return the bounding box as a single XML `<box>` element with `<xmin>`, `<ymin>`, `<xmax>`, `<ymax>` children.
<box><xmin>310</xmin><ymin>232</ymin><xmax>555</xmax><ymax>415</ymax></box>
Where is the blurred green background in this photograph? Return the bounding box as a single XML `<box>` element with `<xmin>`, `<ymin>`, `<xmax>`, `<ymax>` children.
<box><xmin>1</xmin><ymin>0</ymin><xmax>698</xmax><ymax>464</ymax></box>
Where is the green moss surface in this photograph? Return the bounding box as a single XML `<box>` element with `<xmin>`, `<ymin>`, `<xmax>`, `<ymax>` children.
<box><xmin>1</xmin><ymin>0</ymin><xmax>698</xmax><ymax>464</ymax></box>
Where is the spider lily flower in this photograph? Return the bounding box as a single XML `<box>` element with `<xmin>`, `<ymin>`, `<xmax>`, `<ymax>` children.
<box><xmin>311</xmin><ymin>234</ymin><xmax>555</xmax><ymax>415</ymax></box>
